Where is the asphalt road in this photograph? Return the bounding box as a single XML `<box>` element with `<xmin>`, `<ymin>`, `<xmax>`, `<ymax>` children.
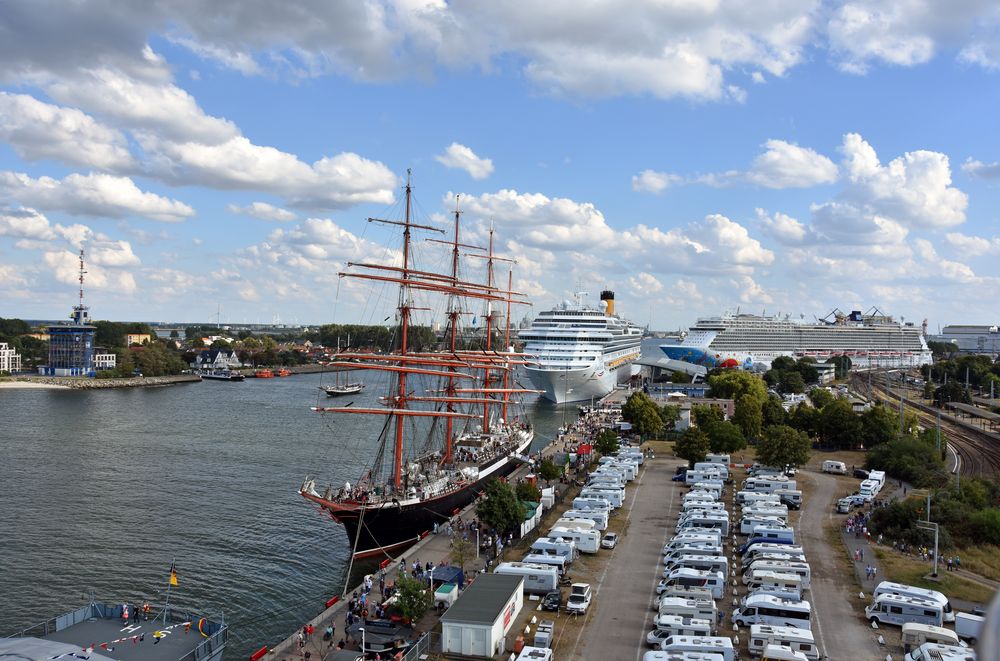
<box><xmin>798</xmin><ymin>470</ymin><xmax>884</xmax><ymax>659</ymax></box>
<box><xmin>572</xmin><ymin>454</ymin><xmax>680</xmax><ymax>660</ymax></box>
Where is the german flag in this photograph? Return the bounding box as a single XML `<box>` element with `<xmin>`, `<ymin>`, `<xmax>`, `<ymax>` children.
<box><xmin>169</xmin><ymin>562</ymin><xmax>178</xmax><ymax>587</ymax></box>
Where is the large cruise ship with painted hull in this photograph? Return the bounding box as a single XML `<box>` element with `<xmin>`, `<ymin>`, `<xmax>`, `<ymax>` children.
<box><xmin>520</xmin><ymin>291</ymin><xmax>643</xmax><ymax>403</ymax></box>
<box><xmin>661</xmin><ymin>308</ymin><xmax>932</xmax><ymax>371</ymax></box>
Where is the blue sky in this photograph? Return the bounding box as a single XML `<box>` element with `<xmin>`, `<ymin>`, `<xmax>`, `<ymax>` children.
<box><xmin>1</xmin><ymin>1</ymin><xmax>999</xmax><ymax>332</ymax></box>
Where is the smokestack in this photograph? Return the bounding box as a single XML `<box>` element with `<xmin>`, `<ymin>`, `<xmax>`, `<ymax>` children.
<box><xmin>600</xmin><ymin>290</ymin><xmax>615</xmax><ymax>317</ymax></box>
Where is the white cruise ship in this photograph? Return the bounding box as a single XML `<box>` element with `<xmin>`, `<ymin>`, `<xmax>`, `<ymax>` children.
<box><xmin>520</xmin><ymin>290</ymin><xmax>643</xmax><ymax>403</ymax></box>
<box><xmin>660</xmin><ymin>308</ymin><xmax>932</xmax><ymax>371</ymax></box>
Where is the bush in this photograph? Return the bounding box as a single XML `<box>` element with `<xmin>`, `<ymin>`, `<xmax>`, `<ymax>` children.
<box><xmin>866</xmin><ymin>437</ymin><xmax>946</xmax><ymax>488</ymax></box>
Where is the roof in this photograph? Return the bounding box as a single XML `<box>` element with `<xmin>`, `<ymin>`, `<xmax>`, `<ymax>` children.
<box><xmin>441</xmin><ymin>573</ymin><xmax>522</xmax><ymax>626</ymax></box>
<box><xmin>0</xmin><ymin>638</ymin><xmax>116</xmax><ymax>660</ymax></box>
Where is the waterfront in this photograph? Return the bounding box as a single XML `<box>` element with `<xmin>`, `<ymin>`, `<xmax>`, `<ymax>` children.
<box><xmin>0</xmin><ymin>370</ymin><xmax>574</xmax><ymax>659</ymax></box>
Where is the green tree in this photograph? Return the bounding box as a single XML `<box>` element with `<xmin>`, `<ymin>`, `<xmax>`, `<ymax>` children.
<box><xmin>537</xmin><ymin>458</ymin><xmax>562</xmax><ymax>481</ymax></box>
<box><xmin>674</xmin><ymin>427</ymin><xmax>710</xmax><ymax>468</ymax></box>
<box><xmin>658</xmin><ymin>404</ymin><xmax>681</xmax><ymax>431</ymax></box>
<box><xmin>449</xmin><ymin>535</ymin><xmax>476</xmax><ymax>573</ymax></box>
<box><xmin>762</xmin><ymin>395</ymin><xmax>787</xmax><ymax>428</ymax></box>
<box><xmin>691</xmin><ymin>404</ymin><xmax>724</xmax><ymax>427</ymax></box>
<box><xmin>0</xmin><ymin>317</ymin><xmax>31</xmax><ymax>341</ymax></box>
<box><xmin>707</xmin><ymin>370</ymin><xmax>768</xmax><ymax>402</ymax></box>
<box><xmin>756</xmin><ymin>424</ymin><xmax>812</xmax><ymax>468</ymax></box>
<box><xmin>703</xmin><ymin>420</ymin><xmax>746</xmax><ymax>454</ymax></box>
<box><xmin>788</xmin><ymin>402</ymin><xmax>820</xmax><ymax>437</ymax></box>
<box><xmin>515</xmin><ymin>480</ymin><xmax>541</xmax><ymax>502</ymax></box>
<box><xmin>394</xmin><ymin>574</ymin><xmax>432</xmax><ymax>623</ymax></box>
<box><xmin>827</xmin><ymin>355</ymin><xmax>852</xmax><ymax>379</ymax></box>
<box><xmin>922</xmin><ymin>381</ymin><xmax>935</xmax><ymax>400</ymax></box>
<box><xmin>210</xmin><ymin>338</ymin><xmax>232</xmax><ymax>350</ymax></box>
<box><xmin>818</xmin><ymin>398</ymin><xmax>862</xmax><ymax>449</ymax></box>
<box><xmin>808</xmin><ymin>388</ymin><xmax>834</xmax><ymax>409</ymax></box>
<box><xmin>859</xmin><ymin>404</ymin><xmax>899</xmax><ymax>448</ymax></box>
<box><xmin>93</xmin><ymin>320</ymin><xmax>127</xmax><ymax>348</ymax></box>
<box><xmin>866</xmin><ymin>436</ymin><xmax>945</xmax><ymax>487</ymax></box>
<box><xmin>770</xmin><ymin>356</ymin><xmax>796</xmax><ymax>371</ymax></box>
<box><xmin>593</xmin><ymin>429</ymin><xmax>620</xmax><ymax>455</ymax></box>
<box><xmin>778</xmin><ymin>370</ymin><xmax>806</xmax><ymax>394</ymax></box>
<box><xmin>734</xmin><ymin>393</ymin><xmax>764</xmax><ymax>440</ymax></box>
<box><xmin>169</xmin><ymin>329</ymin><xmax>180</xmax><ymax>339</ymax></box>
<box><xmin>794</xmin><ymin>358</ymin><xmax>818</xmax><ymax>384</ymax></box>
<box><xmin>632</xmin><ymin>405</ymin><xmax>664</xmax><ymax>439</ymax></box>
<box><xmin>476</xmin><ymin>479</ymin><xmax>525</xmax><ymax>535</ymax></box>
<box><xmin>622</xmin><ymin>391</ymin><xmax>655</xmax><ymax>423</ymax></box>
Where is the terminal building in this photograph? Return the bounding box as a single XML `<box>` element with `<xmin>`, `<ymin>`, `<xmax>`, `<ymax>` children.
<box><xmin>931</xmin><ymin>324</ymin><xmax>1000</xmax><ymax>354</ymax></box>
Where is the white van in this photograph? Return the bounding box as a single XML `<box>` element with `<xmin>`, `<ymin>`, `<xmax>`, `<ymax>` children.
<box><xmin>774</xmin><ymin>489</ymin><xmax>802</xmax><ymax>510</ymax></box>
<box><xmin>873</xmin><ymin>581</ymin><xmax>954</xmax><ymax>622</ymax></box>
<box><xmin>561</xmin><ymin>509</ymin><xmax>608</xmax><ymax>531</ymax></box>
<box><xmin>657</xmin><ymin>597</ymin><xmax>717</xmax><ymax>624</ymax></box>
<box><xmin>548</xmin><ymin>526</ymin><xmax>600</xmax><ymax>554</ymax></box>
<box><xmin>901</xmin><ymin>623</ymin><xmax>960</xmax><ymax>653</ymax></box>
<box><xmin>747</xmin><ymin>625</ymin><xmax>818</xmax><ymax>660</ymax></box>
<box><xmin>821</xmin><ymin>460</ymin><xmax>847</xmax><ymax>474</ymax></box>
<box><xmin>493</xmin><ymin>562</ymin><xmax>559</xmax><ymax>594</ymax></box>
<box><xmin>744</xmin><ymin>570</ymin><xmax>803</xmax><ymax>597</ymax></box>
<box><xmin>732</xmin><ymin>594</ymin><xmax>811</xmax><ymax>629</ymax></box>
<box><xmin>743</xmin><ymin>561</ymin><xmax>811</xmax><ymax>589</ymax></box>
<box><xmin>530</xmin><ymin>538</ymin><xmax>577</xmax><ymax>561</ymax></box>
<box><xmin>904</xmin><ymin>643</ymin><xmax>976</xmax><ymax>661</ymax></box>
<box><xmin>648</xmin><ymin>615</ymin><xmax>713</xmax><ymax>643</ymax></box>
<box><xmin>660</xmin><ymin>636</ymin><xmax>734</xmax><ymax>661</ymax></box>
<box><xmin>572</xmin><ymin>496</ymin><xmax>612</xmax><ymax>513</ymax></box>
<box><xmin>740</xmin><ymin>517</ymin><xmax>788</xmax><ymax>536</ymax></box>
<box><xmin>580</xmin><ymin>486</ymin><xmax>624</xmax><ymax>508</ymax></box>
<box><xmin>664</xmin><ymin>555</ymin><xmax>729</xmax><ymax>579</ymax></box>
<box><xmin>865</xmin><ymin>594</ymin><xmax>944</xmax><ymax>627</ymax></box>
<box><xmin>663</xmin><ymin>568</ymin><xmax>726</xmax><ymax>599</ymax></box>
<box><xmin>738</xmin><ymin>491</ymin><xmax>782</xmax><ymax>505</ymax></box>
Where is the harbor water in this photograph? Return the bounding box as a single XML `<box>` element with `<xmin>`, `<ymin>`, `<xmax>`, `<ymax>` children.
<box><xmin>0</xmin><ymin>371</ymin><xmax>577</xmax><ymax>659</ymax></box>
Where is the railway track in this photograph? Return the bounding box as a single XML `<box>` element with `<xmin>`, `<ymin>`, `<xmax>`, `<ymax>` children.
<box><xmin>851</xmin><ymin>376</ymin><xmax>1000</xmax><ymax>479</ymax></box>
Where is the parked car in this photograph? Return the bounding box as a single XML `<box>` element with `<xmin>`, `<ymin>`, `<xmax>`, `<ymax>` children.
<box><xmin>853</xmin><ymin>468</ymin><xmax>870</xmax><ymax>479</ymax></box>
<box><xmin>541</xmin><ymin>590</ymin><xmax>562</xmax><ymax>612</ymax></box>
<box><xmin>672</xmin><ymin>472</ymin><xmax>687</xmax><ymax>482</ymax></box>
<box><xmin>602</xmin><ymin>532</ymin><xmax>619</xmax><ymax>549</ymax></box>
<box><xmin>566</xmin><ymin>583</ymin><xmax>592</xmax><ymax>614</ymax></box>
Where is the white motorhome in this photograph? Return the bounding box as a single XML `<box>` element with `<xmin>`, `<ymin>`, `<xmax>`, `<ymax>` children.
<box><xmin>561</xmin><ymin>509</ymin><xmax>609</xmax><ymax>531</ymax></box>
<box><xmin>749</xmin><ymin>526</ymin><xmax>795</xmax><ymax>544</ymax></box>
<box><xmin>874</xmin><ymin>581</ymin><xmax>954</xmax><ymax>622</ymax></box>
<box><xmin>743</xmin><ymin>570</ymin><xmax>803</xmax><ymax>598</ymax></box>
<box><xmin>689</xmin><ymin>481</ymin><xmax>725</xmax><ymax>496</ymax></box>
<box><xmin>664</xmin><ymin>554</ymin><xmax>730</xmax><ymax>579</ymax></box>
<box><xmin>741</xmin><ymin>553</ymin><xmax>807</xmax><ymax>573</ymax></box>
<box><xmin>741</xmin><ymin>505</ymin><xmax>789</xmax><ymax>519</ymax></box>
<box><xmin>548</xmin><ymin>526</ymin><xmax>600</xmax><ymax>554</ymax></box>
<box><xmin>667</xmin><ymin>530</ymin><xmax>723</xmax><ymax>545</ymax></box>
<box><xmin>743</xmin><ymin>561</ymin><xmax>811</xmax><ymax>589</ymax></box>
<box><xmin>740</xmin><ymin>517</ymin><xmax>789</xmax><ymax>536</ymax></box>
<box><xmin>493</xmin><ymin>562</ymin><xmax>559</xmax><ymax>594</ymax></box>
<box><xmin>663</xmin><ymin>546</ymin><xmax>723</xmax><ymax>565</ymax></box>
<box><xmin>705</xmin><ymin>454</ymin><xmax>730</xmax><ymax>465</ymax></box>
<box><xmin>522</xmin><ymin>553</ymin><xmax>568</xmax><ymax>574</ymax></box>
<box><xmin>647</xmin><ymin>616</ymin><xmax>713</xmax><ymax>645</ymax></box>
<box><xmin>552</xmin><ymin>517</ymin><xmax>596</xmax><ymax>532</ymax></box>
<box><xmin>866</xmin><ymin>594</ymin><xmax>944</xmax><ymax>627</ymax></box>
<box><xmin>656</xmin><ymin>598</ymin><xmax>717</xmax><ymax>625</ymax></box>
<box><xmin>682</xmin><ymin>501</ymin><xmax>727</xmax><ymax>513</ymax></box>
<box><xmin>677</xmin><ymin>515</ymin><xmax>730</xmax><ymax>537</ymax></box>
<box><xmin>859</xmin><ymin>479</ymin><xmax>880</xmax><ymax>499</ymax></box>
<box><xmin>530</xmin><ymin>537</ymin><xmax>577</xmax><ymax>561</ymax></box>
<box><xmin>643</xmin><ymin>652</ymin><xmax>725</xmax><ymax>661</ymax></box>
<box><xmin>659</xmin><ymin>636</ymin><xmax>734</xmax><ymax>661</ymax></box>
<box><xmin>732</xmin><ymin>594</ymin><xmax>811</xmax><ymax>629</ymax></box>
<box><xmin>821</xmin><ymin>460</ymin><xmax>847</xmax><ymax>474</ymax></box>
<box><xmin>572</xmin><ymin>496</ymin><xmax>612</xmax><ymax>513</ymax></box>
<box><xmin>904</xmin><ymin>643</ymin><xmax>976</xmax><ymax>661</ymax></box>
<box><xmin>685</xmin><ymin>469</ymin><xmax>724</xmax><ymax>485</ymax></box>
<box><xmin>747</xmin><ymin>625</ymin><xmax>818</xmax><ymax>660</ymax></box>
<box><xmin>580</xmin><ymin>486</ymin><xmax>624</xmax><ymax>508</ymax></box>
<box><xmin>900</xmin><ymin>623</ymin><xmax>960</xmax><ymax>653</ymax></box>
<box><xmin>774</xmin><ymin>489</ymin><xmax>802</xmax><ymax>510</ymax></box>
<box><xmin>742</xmin><ymin>477</ymin><xmax>796</xmax><ymax>493</ymax></box>
<box><xmin>738</xmin><ymin>491</ymin><xmax>782</xmax><ymax>505</ymax></box>
<box><xmin>662</xmin><ymin>568</ymin><xmax>727</xmax><ymax>599</ymax></box>
<box><xmin>693</xmin><ymin>462</ymin><xmax>730</xmax><ymax>479</ymax></box>
<box><xmin>742</xmin><ymin>545</ymin><xmax>806</xmax><ymax>565</ymax></box>
<box><xmin>868</xmin><ymin>470</ymin><xmax>886</xmax><ymax>489</ymax></box>
<box><xmin>655</xmin><ymin>585</ymin><xmax>715</xmax><ymax>604</ymax></box>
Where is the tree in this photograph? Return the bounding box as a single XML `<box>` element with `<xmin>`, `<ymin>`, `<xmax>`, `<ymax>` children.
<box><xmin>674</xmin><ymin>427</ymin><xmax>710</xmax><ymax>468</ymax></box>
<box><xmin>734</xmin><ymin>393</ymin><xmax>764</xmax><ymax>440</ymax></box>
<box><xmin>859</xmin><ymin>404</ymin><xmax>899</xmax><ymax>448</ymax></box>
<box><xmin>808</xmin><ymin>388</ymin><xmax>834</xmax><ymax>410</ymax></box>
<box><xmin>756</xmin><ymin>424</ymin><xmax>812</xmax><ymax>468</ymax></box>
<box><xmin>794</xmin><ymin>358</ymin><xmax>818</xmax><ymax>385</ymax></box>
<box><xmin>788</xmin><ymin>402</ymin><xmax>820</xmax><ymax>437</ymax></box>
<box><xmin>707</xmin><ymin>370</ymin><xmax>767</xmax><ymax>402</ymax></box>
<box><xmin>691</xmin><ymin>404</ymin><xmax>724</xmax><ymax>427</ymax></box>
<box><xmin>770</xmin><ymin>356</ymin><xmax>796</xmax><ymax>372</ymax></box>
<box><xmin>817</xmin><ymin>398</ymin><xmax>862</xmax><ymax>449</ymax></box>
<box><xmin>515</xmin><ymin>480</ymin><xmax>541</xmax><ymax>502</ymax></box>
<box><xmin>827</xmin><ymin>355</ymin><xmax>852</xmax><ymax>379</ymax></box>
<box><xmin>593</xmin><ymin>429</ymin><xmax>620</xmax><ymax>455</ymax></box>
<box><xmin>922</xmin><ymin>381</ymin><xmax>935</xmax><ymax>400</ymax></box>
<box><xmin>449</xmin><ymin>535</ymin><xmax>476</xmax><ymax>573</ymax></box>
<box><xmin>703</xmin><ymin>420</ymin><xmax>746</xmax><ymax>454</ymax></box>
<box><xmin>537</xmin><ymin>458</ymin><xmax>562</xmax><ymax>481</ymax></box>
<box><xmin>476</xmin><ymin>479</ymin><xmax>525</xmax><ymax>535</ymax></box>
<box><xmin>762</xmin><ymin>395</ymin><xmax>787</xmax><ymax>428</ymax></box>
<box><xmin>632</xmin><ymin>405</ymin><xmax>664</xmax><ymax>439</ymax></box>
<box><xmin>778</xmin><ymin>370</ymin><xmax>805</xmax><ymax>394</ymax></box>
<box><xmin>0</xmin><ymin>317</ymin><xmax>31</xmax><ymax>341</ymax></box>
<box><xmin>658</xmin><ymin>404</ymin><xmax>681</xmax><ymax>431</ymax></box>
<box><xmin>394</xmin><ymin>574</ymin><xmax>432</xmax><ymax>623</ymax></box>
<box><xmin>169</xmin><ymin>329</ymin><xmax>180</xmax><ymax>339</ymax></box>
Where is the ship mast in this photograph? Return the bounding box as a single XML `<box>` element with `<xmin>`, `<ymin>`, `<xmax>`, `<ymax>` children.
<box><xmin>393</xmin><ymin>170</ymin><xmax>414</xmax><ymax>488</ymax></box>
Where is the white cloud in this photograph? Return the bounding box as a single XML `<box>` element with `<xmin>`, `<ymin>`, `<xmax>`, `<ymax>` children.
<box><xmin>0</xmin><ymin>207</ymin><xmax>56</xmax><ymax>241</ymax></box>
<box><xmin>435</xmin><ymin>143</ymin><xmax>494</xmax><ymax>179</ymax></box>
<box><xmin>632</xmin><ymin>170</ymin><xmax>682</xmax><ymax>194</ymax></box>
<box><xmin>89</xmin><ymin>239</ymin><xmax>140</xmax><ymax>267</ymax></box>
<box><xmin>945</xmin><ymin>232</ymin><xmax>1000</xmax><ymax>257</ymax></box>
<box><xmin>0</xmin><ymin>171</ymin><xmax>195</xmax><ymax>222</ymax></box>
<box><xmin>959</xmin><ymin>40</ymin><xmax>1000</xmax><ymax>70</ymax></box>
<box><xmin>0</xmin><ymin>264</ymin><xmax>28</xmax><ymax>289</ymax></box>
<box><xmin>912</xmin><ymin>238</ymin><xmax>977</xmax><ymax>283</ymax></box>
<box><xmin>627</xmin><ymin>272</ymin><xmax>663</xmax><ymax>296</ymax></box>
<box><xmin>962</xmin><ymin>158</ymin><xmax>1000</xmax><ymax>180</ymax></box>
<box><xmin>827</xmin><ymin>3</ymin><xmax>934</xmax><ymax>74</ymax></box>
<box><xmin>0</xmin><ymin>92</ymin><xmax>135</xmax><ymax>171</ymax></box>
<box><xmin>733</xmin><ymin>275</ymin><xmax>773</xmax><ymax>305</ymax></box>
<box><xmin>42</xmin><ymin>249</ymin><xmax>138</xmax><ymax>294</ymax></box>
<box><xmin>228</xmin><ymin>202</ymin><xmax>297</xmax><ymax>222</ymax></box>
<box><xmin>757</xmin><ymin>209</ymin><xmax>808</xmax><ymax>244</ymax></box>
<box><xmin>745</xmin><ymin>139</ymin><xmax>838</xmax><ymax>188</ymax></box>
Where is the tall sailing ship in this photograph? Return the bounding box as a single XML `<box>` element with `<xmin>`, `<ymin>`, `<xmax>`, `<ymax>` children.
<box><xmin>300</xmin><ymin>174</ymin><xmax>537</xmax><ymax>559</ymax></box>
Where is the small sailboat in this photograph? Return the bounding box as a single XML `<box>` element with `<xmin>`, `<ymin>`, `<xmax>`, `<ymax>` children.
<box><xmin>321</xmin><ymin>368</ymin><xmax>364</xmax><ymax>397</ymax></box>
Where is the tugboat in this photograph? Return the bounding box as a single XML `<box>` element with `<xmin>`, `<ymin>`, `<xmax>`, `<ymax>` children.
<box><xmin>299</xmin><ymin>175</ymin><xmax>539</xmax><ymax>559</ymax></box>
<box><xmin>254</xmin><ymin>368</ymin><xmax>274</xmax><ymax>378</ymax></box>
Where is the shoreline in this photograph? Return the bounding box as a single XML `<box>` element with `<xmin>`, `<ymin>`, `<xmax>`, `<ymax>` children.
<box><xmin>0</xmin><ymin>374</ymin><xmax>202</xmax><ymax>390</ymax></box>
<box><xmin>0</xmin><ymin>381</ymin><xmax>71</xmax><ymax>390</ymax></box>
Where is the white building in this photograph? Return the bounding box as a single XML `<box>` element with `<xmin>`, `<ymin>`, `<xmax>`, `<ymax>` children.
<box><xmin>94</xmin><ymin>353</ymin><xmax>117</xmax><ymax>370</ymax></box>
<box><xmin>441</xmin><ymin>573</ymin><xmax>524</xmax><ymax>658</ymax></box>
<box><xmin>0</xmin><ymin>342</ymin><xmax>22</xmax><ymax>373</ymax></box>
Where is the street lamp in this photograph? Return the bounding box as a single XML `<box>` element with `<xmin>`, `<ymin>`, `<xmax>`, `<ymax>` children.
<box><xmin>476</xmin><ymin>527</ymin><xmax>480</xmax><ymax>560</ymax></box>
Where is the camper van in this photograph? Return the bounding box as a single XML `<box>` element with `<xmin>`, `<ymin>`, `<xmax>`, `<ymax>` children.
<box><xmin>693</xmin><ymin>462</ymin><xmax>730</xmax><ymax>479</ymax></box>
<box><xmin>663</xmin><ymin>545</ymin><xmax>724</xmax><ymax>565</ymax></box>
<box><xmin>552</xmin><ymin>517</ymin><xmax>596</xmax><ymax>532</ymax></box>
<box><xmin>774</xmin><ymin>489</ymin><xmax>802</xmax><ymax>510</ymax></box>
<box><xmin>662</xmin><ymin>568</ymin><xmax>727</xmax><ymax>599</ymax></box>
<box><xmin>748</xmin><ymin>526</ymin><xmax>795</xmax><ymax>544</ymax></box>
<box><xmin>741</xmin><ymin>553</ymin><xmax>807</xmax><ymax>573</ymax></box>
<box><xmin>689</xmin><ymin>481</ymin><xmax>725</xmax><ymax>496</ymax></box>
<box><xmin>760</xmin><ymin>645</ymin><xmax>809</xmax><ymax>661</ymax></box>
<box><xmin>656</xmin><ymin>598</ymin><xmax>718</xmax><ymax>625</ymax></box>
<box><xmin>743</xmin><ymin>561</ymin><xmax>811</xmax><ymax>589</ymax></box>
<box><xmin>493</xmin><ymin>562</ymin><xmax>559</xmax><ymax>594</ymax></box>
<box><xmin>738</xmin><ymin>491</ymin><xmax>782</xmax><ymax>505</ymax></box>
<box><xmin>742</xmin><ymin>477</ymin><xmax>796</xmax><ymax>493</ymax></box>
<box><xmin>740</xmin><ymin>517</ymin><xmax>789</xmax><ymax>536</ymax></box>
<box><xmin>522</xmin><ymin>553</ymin><xmax>568</xmax><ymax>574</ymax></box>
<box><xmin>900</xmin><ymin>623</ymin><xmax>961</xmax><ymax>653</ymax></box>
<box><xmin>659</xmin><ymin>636</ymin><xmax>735</xmax><ymax>661</ymax></box>
<box><xmin>859</xmin><ymin>479</ymin><xmax>880</xmax><ymax>499</ymax></box>
<box><xmin>743</xmin><ymin>570</ymin><xmax>803</xmax><ymax>598</ymax></box>
<box><xmin>561</xmin><ymin>509</ymin><xmax>609</xmax><ymax>531</ymax></box>
<box><xmin>580</xmin><ymin>486</ymin><xmax>624</xmax><ymax>508</ymax></box>
<box><xmin>572</xmin><ymin>496</ymin><xmax>612</xmax><ymax>514</ymax></box>
<box><xmin>682</xmin><ymin>501</ymin><xmax>727</xmax><ymax>513</ymax></box>
<box><xmin>655</xmin><ymin>585</ymin><xmax>716</xmax><ymax>603</ymax></box>
<box><xmin>742</xmin><ymin>545</ymin><xmax>806</xmax><ymax>565</ymax></box>
<box><xmin>647</xmin><ymin>616</ymin><xmax>713</xmax><ymax>645</ymax></box>
<box><xmin>677</xmin><ymin>514</ymin><xmax>730</xmax><ymax>537</ymax></box>
<box><xmin>643</xmin><ymin>652</ymin><xmax>725</xmax><ymax>661</ymax></box>
<box><xmin>904</xmin><ymin>643</ymin><xmax>977</xmax><ymax>661</ymax></box>
<box><xmin>705</xmin><ymin>454</ymin><xmax>730</xmax><ymax>465</ymax></box>
<box><xmin>663</xmin><ymin>554</ymin><xmax>730</xmax><ymax>579</ymax></box>
<box><xmin>865</xmin><ymin>594</ymin><xmax>944</xmax><ymax>627</ymax></box>
<box><xmin>821</xmin><ymin>460</ymin><xmax>847</xmax><ymax>475</ymax></box>
<box><xmin>873</xmin><ymin>581</ymin><xmax>954</xmax><ymax>622</ymax></box>
<box><xmin>868</xmin><ymin>470</ymin><xmax>886</xmax><ymax>490</ymax></box>
<box><xmin>617</xmin><ymin>448</ymin><xmax>644</xmax><ymax>465</ymax></box>
<box><xmin>747</xmin><ymin>625</ymin><xmax>818</xmax><ymax>660</ymax></box>
<box><xmin>548</xmin><ymin>526</ymin><xmax>600</xmax><ymax>554</ymax></box>
<box><xmin>732</xmin><ymin>594</ymin><xmax>811</xmax><ymax>629</ymax></box>
<box><xmin>685</xmin><ymin>469</ymin><xmax>725</xmax><ymax>485</ymax></box>
<box><xmin>738</xmin><ymin>536</ymin><xmax>796</xmax><ymax>555</ymax></box>
<box><xmin>530</xmin><ymin>538</ymin><xmax>577</xmax><ymax>561</ymax></box>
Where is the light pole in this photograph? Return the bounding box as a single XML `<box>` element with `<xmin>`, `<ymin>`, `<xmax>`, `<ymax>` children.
<box><xmin>476</xmin><ymin>527</ymin><xmax>480</xmax><ymax>560</ymax></box>
<box><xmin>359</xmin><ymin>626</ymin><xmax>366</xmax><ymax>658</ymax></box>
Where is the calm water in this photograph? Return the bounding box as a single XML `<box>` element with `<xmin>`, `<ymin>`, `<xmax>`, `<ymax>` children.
<box><xmin>0</xmin><ymin>372</ymin><xmax>570</xmax><ymax>658</ymax></box>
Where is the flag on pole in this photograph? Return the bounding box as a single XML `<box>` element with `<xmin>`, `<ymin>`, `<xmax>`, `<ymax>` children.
<box><xmin>169</xmin><ymin>562</ymin><xmax>178</xmax><ymax>586</ymax></box>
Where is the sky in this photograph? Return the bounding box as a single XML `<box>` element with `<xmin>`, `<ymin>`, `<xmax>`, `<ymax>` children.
<box><xmin>1</xmin><ymin>1</ymin><xmax>999</xmax><ymax>332</ymax></box>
